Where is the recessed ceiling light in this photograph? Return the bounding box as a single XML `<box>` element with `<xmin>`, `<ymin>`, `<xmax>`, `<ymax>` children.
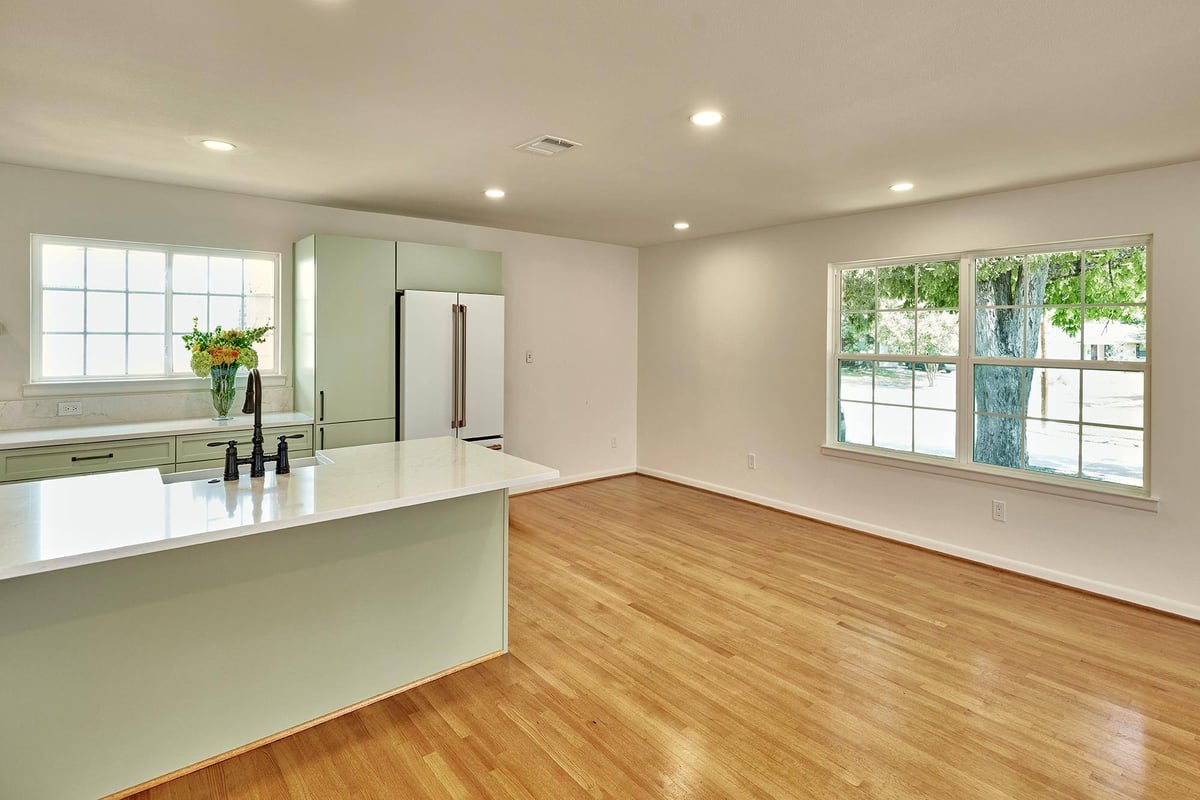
<box><xmin>200</xmin><ymin>139</ymin><xmax>236</xmax><ymax>152</ymax></box>
<box><xmin>890</xmin><ymin>181</ymin><xmax>914</xmax><ymax>192</ymax></box>
<box><xmin>689</xmin><ymin>110</ymin><xmax>724</xmax><ymax>127</ymax></box>
<box><xmin>484</xmin><ymin>188</ymin><xmax>506</xmax><ymax>199</ymax></box>
<box><xmin>674</xmin><ymin>221</ymin><xmax>690</xmax><ymax>230</ymax></box>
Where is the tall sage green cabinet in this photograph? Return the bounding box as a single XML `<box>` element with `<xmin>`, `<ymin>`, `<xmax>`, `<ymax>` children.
<box><xmin>294</xmin><ymin>235</ymin><xmax>397</xmax><ymax>449</ymax></box>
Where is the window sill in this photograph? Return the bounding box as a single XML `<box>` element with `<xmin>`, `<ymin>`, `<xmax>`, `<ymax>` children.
<box><xmin>23</xmin><ymin>374</ymin><xmax>289</xmax><ymax>398</ymax></box>
<box><xmin>820</xmin><ymin>443</ymin><xmax>1158</xmax><ymax>512</ymax></box>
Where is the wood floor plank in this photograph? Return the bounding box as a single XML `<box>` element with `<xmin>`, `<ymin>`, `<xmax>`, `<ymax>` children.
<box><xmin>129</xmin><ymin>475</ymin><xmax>1200</xmax><ymax>799</ymax></box>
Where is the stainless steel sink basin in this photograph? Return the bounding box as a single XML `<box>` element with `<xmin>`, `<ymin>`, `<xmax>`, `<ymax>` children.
<box><xmin>161</xmin><ymin>456</ymin><xmax>327</xmax><ymax>485</ymax></box>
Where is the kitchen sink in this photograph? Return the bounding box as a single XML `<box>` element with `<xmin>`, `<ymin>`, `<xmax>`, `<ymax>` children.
<box><xmin>161</xmin><ymin>456</ymin><xmax>327</xmax><ymax>485</ymax></box>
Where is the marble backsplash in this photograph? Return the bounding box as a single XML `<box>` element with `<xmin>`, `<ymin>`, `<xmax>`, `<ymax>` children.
<box><xmin>0</xmin><ymin>386</ymin><xmax>293</xmax><ymax>431</ymax></box>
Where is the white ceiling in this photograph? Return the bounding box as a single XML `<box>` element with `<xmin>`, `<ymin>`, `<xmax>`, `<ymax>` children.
<box><xmin>3</xmin><ymin>0</ymin><xmax>1199</xmax><ymax>247</ymax></box>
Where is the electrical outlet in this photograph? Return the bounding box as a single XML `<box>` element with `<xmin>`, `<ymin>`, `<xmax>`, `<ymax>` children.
<box><xmin>747</xmin><ymin>452</ymin><xmax>757</xmax><ymax>470</ymax></box>
<box><xmin>610</xmin><ymin>436</ymin><xmax>618</xmax><ymax>449</ymax></box>
<box><xmin>58</xmin><ymin>401</ymin><xmax>82</xmax><ymax>416</ymax></box>
<box><xmin>991</xmin><ymin>499</ymin><xmax>1007</xmax><ymax>522</ymax></box>
<box><xmin>525</xmin><ymin>350</ymin><xmax>534</xmax><ymax>364</ymax></box>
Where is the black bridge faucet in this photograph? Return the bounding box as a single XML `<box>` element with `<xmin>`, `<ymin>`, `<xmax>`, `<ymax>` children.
<box><xmin>207</xmin><ymin>368</ymin><xmax>304</xmax><ymax>481</ymax></box>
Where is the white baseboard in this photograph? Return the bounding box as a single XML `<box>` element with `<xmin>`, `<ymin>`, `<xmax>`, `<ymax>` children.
<box><xmin>636</xmin><ymin>467</ymin><xmax>1200</xmax><ymax>622</ymax></box>
<box><xmin>509</xmin><ymin>466</ymin><xmax>635</xmax><ymax>496</ymax></box>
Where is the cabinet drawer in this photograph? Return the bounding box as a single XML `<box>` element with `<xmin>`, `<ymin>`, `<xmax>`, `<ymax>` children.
<box><xmin>176</xmin><ymin>425</ymin><xmax>313</xmax><ymax>464</ymax></box>
<box><xmin>0</xmin><ymin>437</ymin><xmax>176</xmax><ymax>483</ymax></box>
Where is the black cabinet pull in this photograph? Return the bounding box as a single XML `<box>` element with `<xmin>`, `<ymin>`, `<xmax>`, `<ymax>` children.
<box><xmin>71</xmin><ymin>453</ymin><xmax>114</xmax><ymax>462</ymax></box>
<box><xmin>319</xmin><ymin>390</ymin><xmax>325</xmax><ymax>421</ymax></box>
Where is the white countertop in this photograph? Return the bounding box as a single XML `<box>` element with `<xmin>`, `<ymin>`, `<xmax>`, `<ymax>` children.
<box><xmin>0</xmin><ymin>412</ymin><xmax>315</xmax><ymax>450</ymax></box>
<box><xmin>0</xmin><ymin>437</ymin><xmax>557</xmax><ymax>581</ymax></box>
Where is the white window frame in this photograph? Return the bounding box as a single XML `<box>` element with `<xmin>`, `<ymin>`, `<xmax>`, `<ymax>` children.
<box><xmin>29</xmin><ymin>234</ymin><xmax>282</xmax><ymax>392</ymax></box>
<box><xmin>823</xmin><ymin>234</ymin><xmax>1154</xmax><ymax>511</ymax></box>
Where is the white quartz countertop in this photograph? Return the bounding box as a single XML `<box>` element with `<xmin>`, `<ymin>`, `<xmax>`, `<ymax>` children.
<box><xmin>0</xmin><ymin>437</ymin><xmax>558</xmax><ymax>581</ymax></box>
<box><xmin>0</xmin><ymin>412</ymin><xmax>315</xmax><ymax>450</ymax></box>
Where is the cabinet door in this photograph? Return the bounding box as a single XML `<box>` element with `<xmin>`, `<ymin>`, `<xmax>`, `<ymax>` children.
<box><xmin>317</xmin><ymin>419</ymin><xmax>397</xmax><ymax>450</ymax></box>
<box><xmin>314</xmin><ymin>236</ymin><xmax>396</xmax><ymax>425</ymax></box>
<box><xmin>400</xmin><ymin>290</ymin><xmax>456</xmax><ymax>440</ymax></box>
<box><xmin>456</xmin><ymin>293</ymin><xmax>504</xmax><ymax>441</ymax></box>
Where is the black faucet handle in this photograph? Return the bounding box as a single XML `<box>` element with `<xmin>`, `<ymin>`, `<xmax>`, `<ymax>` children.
<box><xmin>208</xmin><ymin>439</ymin><xmax>240</xmax><ymax>448</ymax></box>
<box><xmin>274</xmin><ymin>434</ymin><xmax>303</xmax><ymax>475</ymax></box>
<box><xmin>206</xmin><ymin>440</ymin><xmax>242</xmax><ymax>481</ymax></box>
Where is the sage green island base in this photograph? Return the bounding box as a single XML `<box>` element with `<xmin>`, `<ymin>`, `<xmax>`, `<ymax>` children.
<box><xmin>0</xmin><ymin>490</ymin><xmax>506</xmax><ymax>799</ymax></box>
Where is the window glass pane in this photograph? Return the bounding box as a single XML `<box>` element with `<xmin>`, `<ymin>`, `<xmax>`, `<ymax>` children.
<box><xmin>973</xmin><ymin>365</ymin><xmax>1023</xmax><ymax>415</ymax></box>
<box><xmin>876</xmin><ymin>264</ymin><xmax>915</xmax><ymax>309</ymax></box>
<box><xmin>173</xmin><ymin>295</ymin><xmax>208</xmax><ymax>332</ymax></box>
<box><xmin>86</xmin><ymin>291</ymin><xmax>126</xmax><ymax>333</ymax></box>
<box><xmin>838</xmin><ymin>400</ymin><xmax>872</xmax><ymax>445</ymax></box>
<box><xmin>914</xmin><ymin>408</ymin><xmax>955</xmax><ymax>457</ymax></box>
<box><xmin>42</xmin><ymin>334</ymin><xmax>84</xmax><ymax>377</ymax></box>
<box><xmin>85</xmin><ymin>334</ymin><xmax>125</xmax><ymax>376</ymax></box>
<box><xmin>254</xmin><ymin>331</ymin><xmax>275</xmax><ymax>371</ymax></box>
<box><xmin>42</xmin><ymin>245</ymin><xmax>85</xmax><ymax>288</ymax></box>
<box><xmin>838</xmin><ymin>361</ymin><xmax>872</xmax><ymax>402</ymax></box>
<box><xmin>916</xmin><ymin>310</ymin><xmax>958</xmax><ymax>356</ymax></box>
<box><xmin>1082</xmin><ymin>426</ymin><xmax>1143</xmax><ymax>487</ymax></box>
<box><xmin>1026</xmin><ymin>307</ymin><xmax>1082</xmax><ymax>359</ymax></box>
<box><xmin>975</xmin><ymin>255</ymin><xmax>1022</xmax><ymax>306</ymax></box>
<box><xmin>1085</xmin><ymin>247</ymin><xmax>1146</xmax><ymax>305</ymax></box>
<box><xmin>171</xmin><ymin>337</ymin><xmax>192</xmax><ymax>374</ymax></box>
<box><xmin>173</xmin><ymin>254</ymin><xmax>208</xmax><ymax>293</ymax></box>
<box><xmin>42</xmin><ymin>290</ymin><xmax>85</xmax><ymax>332</ymax></box>
<box><xmin>244</xmin><ymin>259</ymin><xmax>276</xmax><ymax>296</ymax></box>
<box><xmin>210</xmin><ymin>257</ymin><xmax>243</xmax><ymax>295</ymax></box>
<box><xmin>245</xmin><ymin>295</ymin><xmax>275</xmax><ymax>328</ymax></box>
<box><xmin>973</xmin><ymin>414</ymin><xmax>1022</xmax><ymax>469</ymax></box>
<box><xmin>128</xmin><ymin>294</ymin><xmax>165</xmax><ymax>333</ymax></box>
<box><xmin>1027</xmin><ymin>368</ymin><xmax>1080</xmax><ymax>421</ymax></box>
<box><xmin>86</xmin><ymin>248</ymin><xmax>126</xmax><ymax>290</ymax></box>
<box><xmin>1082</xmin><ymin>370</ymin><xmax>1143</xmax><ymax>428</ymax></box>
<box><xmin>874</xmin><ymin>405</ymin><xmax>912</xmax><ymax>452</ymax></box>
<box><xmin>1026</xmin><ymin>251</ymin><xmax>1081</xmax><ymax>305</ymax></box>
<box><xmin>209</xmin><ymin>295</ymin><xmax>243</xmax><ymax>330</ymax></box>
<box><xmin>975</xmin><ymin>307</ymin><xmax>1023</xmax><ymax>358</ymax></box>
<box><xmin>840</xmin><ymin>312</ymin><xmax>874</xmax><ymax>353</ymax></box>
<box><xmin>914</xmin><ymin>364</ymin><xmax>955</xmax><ymax>410</ymax></box>
<box><xmin>916</xmin><ymin>260</ymin><xmax>958</xmax><ymax>309</ymax></box>
<box><xmin>1083</xmin><ymin>306</ymin><xmax>1145</xmax><ymax>362</ymax></box>
<box><xmin>128</xmin><ymin>335</ymin><xmax>165</xmax><ymax>375</ymax></box>
<box><xmin>877</xmin><ymin>310</ymin><xmax>914</xmax><ymax>355</ymax></box>
<box><xmin>1025</xmin><ymin>419</ymin><xmax>1080</xmax><ymax>477</ymax></box>
<box><xmin>875</xmin><ymin>362</ymin><xmax>913</xmax><ymax>406</ymax></box>
<box><xmin>128</xmin><ymin>251</ymin><xmax>166</xmax><ymax>292</ymax></box>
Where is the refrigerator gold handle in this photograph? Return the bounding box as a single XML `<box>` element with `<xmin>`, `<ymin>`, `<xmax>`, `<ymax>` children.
<box><xmin>459</xmin><ymin>304</ymin><xmax>467</xmax><ymax>429</ymax></box>
<box><xmin>451</xmin><ymin>304</ymin><xmax>460</xmax><ymax>429</ymax></box>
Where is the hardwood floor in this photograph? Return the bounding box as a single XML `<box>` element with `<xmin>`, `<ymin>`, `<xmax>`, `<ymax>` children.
<box><xmin>131</xmin><ymin>475</ymin><xmax>1200</xmax><ymax>799</ymax></box>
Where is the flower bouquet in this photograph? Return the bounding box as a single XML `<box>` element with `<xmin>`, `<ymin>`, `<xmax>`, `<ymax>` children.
<box><xmin>182</xmin><ymin>318</ymin><xmax>273</xmax><ymax>419</ymax></box>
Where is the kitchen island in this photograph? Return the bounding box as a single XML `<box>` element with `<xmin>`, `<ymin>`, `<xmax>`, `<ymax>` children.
<box><xmin>0</xmin><ymin>437</ymin><xmax>557</xmax><ymax>800</ymax></box>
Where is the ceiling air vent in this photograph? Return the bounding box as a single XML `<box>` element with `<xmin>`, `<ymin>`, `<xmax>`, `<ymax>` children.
<box><xmin>514</xmin><ymin>135</ymin><xmax>582</xmax><ymax>156</ymax></box>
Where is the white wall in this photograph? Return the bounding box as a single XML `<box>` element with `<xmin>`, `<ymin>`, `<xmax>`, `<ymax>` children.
<box><xmin>0</xmin><ymin>163</ymin><xmax>638</xmax><ymax>481</ymax></box>
<box><xmin>639</xmin><ymin>161</ymin><xmax>1200</xmax><ymax>618</ymax></box>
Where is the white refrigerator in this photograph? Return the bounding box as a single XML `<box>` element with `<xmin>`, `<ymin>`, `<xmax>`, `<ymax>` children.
<box><xmin>399</xmin><ymin>290</ymin><xmax>504</xmax><ymax>449</ymax></box>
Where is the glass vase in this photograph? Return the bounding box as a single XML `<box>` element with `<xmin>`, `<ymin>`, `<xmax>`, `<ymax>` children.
<box><xmin>209</xmin><ymin>363</ymin><xmax>241</xmax><ymax>420</ymax></box>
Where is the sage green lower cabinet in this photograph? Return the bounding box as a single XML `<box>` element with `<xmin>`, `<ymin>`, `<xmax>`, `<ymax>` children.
<box><xmin>0</xmin><ymin>437</ymin><xmax>175</xmax><ymax>483</ymax></box>
<box><xmin>317</xmin><ymin>418</ymin><xmax>396</xmax><ymax>450</ymax></box>
<box><xmin>0</xmin><ymin>490</ymin><xmax>508</xmax><ymax>800</ymax></box>
<box><xmin>0</xmin><ymin>425</ymin><xmax>314</xmax><ymax>484</ymax></box>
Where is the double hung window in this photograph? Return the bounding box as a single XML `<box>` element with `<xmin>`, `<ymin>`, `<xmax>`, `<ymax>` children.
<box><xmin>830</xmin><ymin>236</ymin><xmax>1149</xmax><ymax>494</ymax></box>
<box><xmin>31</xmin><ymin>235</ymin><xmax>280</xmax><ymax>383</ymax></box>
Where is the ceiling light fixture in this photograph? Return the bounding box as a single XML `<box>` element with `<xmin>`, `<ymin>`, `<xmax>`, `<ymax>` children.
<box><xmin>890</xmin><ymin>181</ymin><xmax>914</xmax><ymax>192</ymax></box>
<box><xmin>200</xmin><ymin>139</ymin><xmax>237</xmax><ymax>152</ymax></box>
<box><xmin>689</xmin><ymin>110</ymin><xmax>724</xmax><ymax>127</ymax></box>
<box><xmin>674</xmin><ymin>221</ymin><xmax>690</xmax><ymax>230</ymax></box>
<box><xmin>484</xmin><ymin>188</ymin><xmax>506</xmax><ymax>199</ymax></box>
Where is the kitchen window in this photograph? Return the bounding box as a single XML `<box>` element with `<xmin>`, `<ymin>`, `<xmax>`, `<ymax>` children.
<box><xmin>827</xmin><ymin>235</ymin><xmax>1150</xmax><ymax>500</ymax></box>
<box><xmin>30</xmin><ymin>235</ymin><xmax>280</xmax><ymax>383</ymax></box>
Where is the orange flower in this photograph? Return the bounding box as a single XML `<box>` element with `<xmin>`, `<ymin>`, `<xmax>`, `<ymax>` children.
<box><xmin>208</xmin><ymin>345</ymin><xmax>241</xmax><ymax>366</ymax></box>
